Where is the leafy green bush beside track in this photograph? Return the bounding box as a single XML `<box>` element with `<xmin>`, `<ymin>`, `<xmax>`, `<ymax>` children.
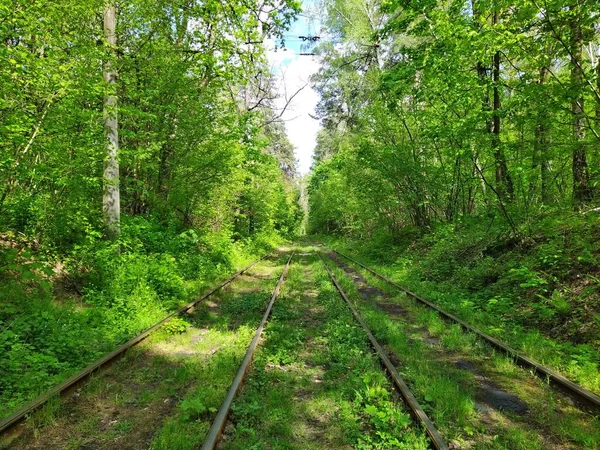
<box><xmin>0</xmin><ymin>219</ymin><xmax>289</xmax><ymax>418</ymax></box>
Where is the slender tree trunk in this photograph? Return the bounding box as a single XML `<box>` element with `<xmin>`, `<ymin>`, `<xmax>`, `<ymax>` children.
<box><xmin>595</xmin><ymin>50</ymin><xmax>600</xmax><ymax>182</ymax></box>
<box><xmin>103</xmin><ymin>3</ymin><xmax>120</xmax><ymax>239</ymax></box>
<box><xmin>477</xmin><ymin>60</ymin><xmax>492</xmax><ymax>132</ymax></box>
<box><xmin>446</xmin><ymin>155</ymin><xmax>461</xmax><ymax>221</ymax></box>
<box><xmin>596</xmin><ymin>52</ymin><xmax>600</xmax><ymax>124</ymax></box>
<box><xmin>595</xmin><ymin>50</ymin><xmax>600</xmax><ymax>185</ymax></box>
<box><xmin>491</xmin><ymin>11</ymin><xmax>513</xmax><ymax>201</ymax></box>
<box><xmin>471</xmin><ymin>149</ymin><xmax>486</xmax><ymax>213</ymax></box>
<box><xmin>473</xmin><ymin>2</ymin><xmax>512</xmax><ymax>206</ymax></box>
<box><xmin>570</xmin><ymin>5</ymin><xmax>592</xmax><ymax>204</ymax></box>
<box><xmin>531</xmin><ymin>66</ymin><xmax>552</xmax><ymax>204</ymax></box>
<box><xmin>475</xmin><ymin>55</ymin><xmax>492</xmax><ymax>212</ymax></box>
<box><xmin>157</xmin><ymin>142</ymin><xmax>172</xmax><ymax>197</ymax></box>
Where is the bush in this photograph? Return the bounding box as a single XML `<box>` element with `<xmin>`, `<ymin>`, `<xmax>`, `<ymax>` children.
<box><xmin>0</xmin><ymin>209</ymin><xmax>290</xmax><ymax>417</ymax></box>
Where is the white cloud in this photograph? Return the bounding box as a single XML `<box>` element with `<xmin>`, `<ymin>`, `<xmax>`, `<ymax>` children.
<box><xmin>267</xmin><ymin>45</ymin><xmax>321</xmax><ymax>175</ymax></box>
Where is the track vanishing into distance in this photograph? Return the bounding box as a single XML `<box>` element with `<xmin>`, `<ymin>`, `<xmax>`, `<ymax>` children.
<box><xmin>200</xmin><ymin>252</ymin><xmax>294</xmax><ymax>450</ymax></box>
<box><xmin>2</xmin><ymin>245</ymin><xmax>599</xmax><ymax>449</ymax></box>
<box><xmin>332</xmin><ymin>249</ymin><xmax>600</xmax><ymax>411</ymax></box>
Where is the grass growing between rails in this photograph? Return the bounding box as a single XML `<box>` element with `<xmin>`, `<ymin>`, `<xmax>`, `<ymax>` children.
<box><xmin>316</xmin><ymin>211</ymin><xmax>600</xmax><ymax>395</ymax></box>
<box><xmin>220</xmin><ymin>250</ymin><xmax>429</xmax><ymax>450</ymax></box>
<box><xmin>327</xmin><ymin>255</ymin><xmax>600</xmax><ymax>449</ymax></box>
<box><xmin>0</xmin><ymin>216</ymin><xmax>284</xmax><ymax>420</ymax></box>
<box><xmin>2</xmin><ymin>255</ymin><xmax>286</xmax><ymax>450</ymax></box>
<box><xmin>148</xmin><ymin>258</ymin><xmax>286</xmax><ymax>450</ymax></box>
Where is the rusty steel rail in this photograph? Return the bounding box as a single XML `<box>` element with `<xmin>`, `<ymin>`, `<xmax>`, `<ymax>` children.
<box><xmin>320</xmin><ymin>254</ymin><xmax>448</xmax><ymax>450</ymax></box>
<box><xmin>201</xmin><ymin>252</ymin><xmax>294</xmax><ymax>450</ymax></box>
<box><xmin>333</xmin><ymin>249</ymin><xmax>600</xmax><ymax>410</ymax></box>
<box><xmin>0</xmin><ymin>250</ymin><xmax>277</xmax><ymax>435</ymax></box>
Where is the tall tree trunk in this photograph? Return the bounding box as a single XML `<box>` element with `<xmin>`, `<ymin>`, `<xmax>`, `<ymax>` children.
<box><xmin>446</xmin><ymin>155</ymin><xmax>461</xmax><ymax>221</ymax></box>
<box><xmin>474</xmin><ymin>3</ymin><xmax>513</xmax><ymax>204</ymax></box>
<box><xmin>532</xmin><ymin>66</ymin><xmax>552</xmax><ymax>204</ymax></box>
<box><xmin>597</xmin><ymin>53</ymin><xmax>600</xmax><ymax>124</ymax></box>
<box><xmin>594</xmin><ymin>49</ymin><xmax>600</xmax><ymax>187</ymax></box>
<box><xmin>103</xmin><ymin>3</ymin><xmax>120</xmax><ymax>239</ymax></box>
<box><xmin>491</xmin><ymin>10</ymin><xmax>513</xmax><ymax>201</ymax></box>
<box><xmin>471</xmin><ymin>149</ymin><xmax>486</xmax><ymax>213</ymax></box>
<box><xmin>475</xmin><ymin>56</ymin><xmax>493</xmax><ymax>212</ymax></box>
<box><xmin>474</xmin><ymin>0</ymin><xmax>491</xmax><ymax>131</ymax></box>
<box><xmin>570</xmin><ymin>5</ymin><xmax>592</xmax><ymax>204</ymax></box>
<box><xmin>157</xmin><ymin>142</ymin><xmax>172</xmax><ymax>197</ymax></box>
<box><xmin>595</xmin><ymin>50</ymin><xmax>600</xmax><ymax>186</ymax></box>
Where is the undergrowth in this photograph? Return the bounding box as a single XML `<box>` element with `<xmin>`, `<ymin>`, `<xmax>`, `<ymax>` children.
<box><xmin>328</xmin><ymin>258</ymin><xmax>600</xmax><ymax>448</ymax></box>
<box><xmin>0</xmin><ymin>215</ymin><xmax>283</xmax><ymax>418</ymax></box>
<box><xmin>315</xmin><ymin>210</ymin><xmax>600</xmax><ymax>394</ymax></box>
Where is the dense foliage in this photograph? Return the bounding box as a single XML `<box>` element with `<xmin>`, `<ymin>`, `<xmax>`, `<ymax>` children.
<box><xmin>309</xmin><ymin>0</ymin><xmax>599</xmax><ymax>235</ymax></box>
<box><xmin>308</xmin><ymin>0</ymin><xmax>600</xmax><ymax>392</ymax></box>
<box><xmin>0</xmin><ymin>0</ymin><xmax>302</xmax><ymax>415</ymax></box>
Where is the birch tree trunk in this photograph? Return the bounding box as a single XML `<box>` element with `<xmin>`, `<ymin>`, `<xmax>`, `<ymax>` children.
<box><xmin>103</xmin><ymin>3</ymin><xmax>120</xmax><ymax>239</ymax></box>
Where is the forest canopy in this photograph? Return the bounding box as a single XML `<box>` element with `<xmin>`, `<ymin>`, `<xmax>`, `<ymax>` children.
<box><xmin>308</xmin><ymin>0</ymin><xmax>600</xmax><ymax>237</ymax></box>
<box><xmin>1</xmin><ymin>0</ymin><xmax>302</xmax><ymax>246</ymax></box>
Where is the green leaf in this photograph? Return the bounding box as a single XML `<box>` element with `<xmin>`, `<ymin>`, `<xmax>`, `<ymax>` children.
<box><xmin>364</xmin><ymin>404</ymin><xmax>378</xmax><ymax>416</ymax></box>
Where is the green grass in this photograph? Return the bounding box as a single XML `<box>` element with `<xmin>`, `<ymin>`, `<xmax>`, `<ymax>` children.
<box><xmin>8</xmin><ymin>246</ymin><xmax>599</xmax><ymax>449</ymax></box>
<box><xmin>220</xmin><ymin>251</ymin><xmax>429</xmax><ymax>449</ymax></box>
<box><xmin>149</xmin><ymin>260</ymin><xmax>290</xmax><ymax>450</ymax></box>
<box><xmin>2</xmin><ymin>256</ymin><xmax>287</xmax><ymax>450</ymax></box>
<box><xmin>0</xmin><ymin>223</ymin><xmax>283</xmax><ymax>421</ymax></box>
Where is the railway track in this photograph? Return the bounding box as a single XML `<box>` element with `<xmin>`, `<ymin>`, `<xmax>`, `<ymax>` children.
<box><xmin>200</xmin><ymin>253</ymin><xmax>294</xmax><ymax>450</ymax></box>
<box><xmin>204</xmin><ymin>248</ymin><xmax>597</xmax><ymax>449</ymax></box>
<box><xmin>319</xmin><ymin>254</ymin><xmax>448</xmax><ymax>450</ymax></box>
<box><xmin>3</xmin><ymin>246</ymin><xmax>598</xmax><ymax>449</ymax></box>
<box><xmin>331</xmin><ymin>249</ymin><xmax>600</xmax><ymax>411</ymax></box>
<box><xmin>0</xmin><ymin>250</ymin><xmax>276</xmax><ymax>436</ymax></box>
<box><xmin>204</xmin><ymin>250</ymin><xmax>439</xmax><ymax>449</ymax></box>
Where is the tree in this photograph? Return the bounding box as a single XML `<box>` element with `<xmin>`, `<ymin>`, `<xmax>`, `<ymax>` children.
<box><xmin>491</xmin><ymin>7</ymin><xmax>514</xmax><ymax>200</ymax></box>
<box><xmin>569</xmin><ymin>1</ymin><xmax>593</xmax><ymax>204</ymax></box>
<box><xmin>308</xmin><ymin>0</ymin><xmax>599</xmax><ymax>241</ymax></box>
<box><xmin>0</xmin><ymin>0</ymin><xmax>301</xmax><ymax>249</ymax></box>
<box><xmin>103</xmin><ymin>2</ymin><xmax>120</xmax><ymax>239</ymax></box>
